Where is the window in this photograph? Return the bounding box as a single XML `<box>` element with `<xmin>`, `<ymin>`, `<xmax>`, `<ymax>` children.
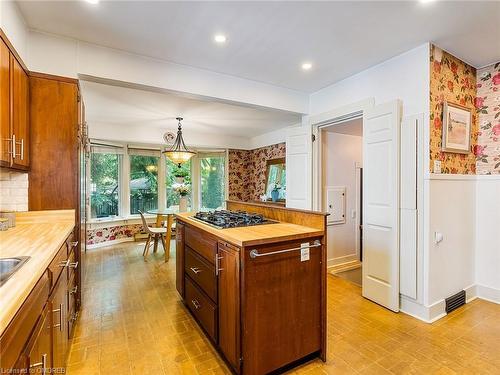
<box><xmin>166</xmin><ymin>158</ymin><xmax>192</xmax><ymax>211</ymax></box>
<box><xmin>129</xmin><ymin>153</ymin><xmax>160</xmax><ymax>215</ymax></box>
<box><xmin>90</xmin><ymin>149</ymin><xmax>121</xmax><ymax>219</ymax></box>
<box><xmin>199</xmin><ymin>153</ymin><xmax>226</xmax><ymax>210</ymax></box>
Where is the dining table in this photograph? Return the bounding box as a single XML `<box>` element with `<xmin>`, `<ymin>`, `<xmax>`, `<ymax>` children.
<box><xmin>146</xmin><ymin>209</ymin><xmax>176</xmax><ymax>259</ymax></box>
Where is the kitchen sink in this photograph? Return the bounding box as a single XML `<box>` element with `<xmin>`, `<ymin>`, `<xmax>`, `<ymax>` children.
<box><xmin>0</xmin><ymin>257</ymin><xmax>30</xmax><ymax>287</ymax></box>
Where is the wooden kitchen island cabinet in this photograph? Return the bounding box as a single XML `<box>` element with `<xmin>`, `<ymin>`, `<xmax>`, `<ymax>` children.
<box><xmin>176</xmin><ymin>201</ymin><xmax>327</xmax><ymax>375</ymax></box>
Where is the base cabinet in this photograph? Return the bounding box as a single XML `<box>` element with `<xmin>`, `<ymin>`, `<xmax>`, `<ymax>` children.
<box><xmin>26</xmin><ymin>305</ymin><xmax>53</xmax><ymax>373</ymax></box>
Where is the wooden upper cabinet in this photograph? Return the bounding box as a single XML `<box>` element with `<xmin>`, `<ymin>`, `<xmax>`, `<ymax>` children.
<box><xmin>0</xmin><ymin>35</ymin><xmax>29</xmax><ymax>170</ymax></box>
<box><xmin>0</xmin><ymin>37</ymin><xmax>11</xmax><ymax>166</ymax></box>
<box><xmin>29</xmin><ymin>76</ymin><xmax>79</xmax><ymax>210</ymax></box>
<box><xmin>11</xmin><ymin>56</ymin><xmax>29</xmax><ymax>169</ymax></box>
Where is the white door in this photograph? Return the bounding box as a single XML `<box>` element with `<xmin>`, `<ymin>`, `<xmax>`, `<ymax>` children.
<box><xmin>362</xmin><ymin>100</ymin><xmax>401</xmax><ymax>312</ymax></box>
<box><xmin>286</xmin><ymin>126</ymin><xmax>312</xmax><ymax>209</ymax></box>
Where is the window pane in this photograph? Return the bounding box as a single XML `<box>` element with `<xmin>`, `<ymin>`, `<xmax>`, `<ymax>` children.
<box><xmin>130</xmin><ymin>155</ymin><xmax>159</xmax><ymax>214</ymax></box>
<box><xmin>166</xmin><ymin>158</ymin><xmax>192</xmax><ymax>211</ymax></box>
<box><xmin>200</xmin><ymin>155</ymin><xmax>225</xmax><ymax>210</ymax></box>
<box><xmin>90</xmin><ymin>153</ymin><xmax>120</xmax><ymax>218</ymax></box>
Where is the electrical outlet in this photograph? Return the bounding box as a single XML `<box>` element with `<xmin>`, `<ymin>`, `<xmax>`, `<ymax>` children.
<box><xmin>300</xmin><ymin>243</ymin><xmax>310</xmax><ymax>262</ymax></box>
<box><xmin>433</xmin><ymin>160</ymin><xmax>442</xmax><ymax>174</ymax></box>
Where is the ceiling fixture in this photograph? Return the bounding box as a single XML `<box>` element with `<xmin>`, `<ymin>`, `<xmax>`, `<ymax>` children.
<box><xmin>302</xmin><ymin>62</ymin><xmax>313</xmax><ymax>71</ymax></box>
<box><xmin>214</xmin><ymin>34</ymin><xmax>227</xmax><ymax>44</ymax></box>
<box><xmin>162</xmin><ymin>117</ymin><xmax>196</xmax><ymax>167</ymax></box>
<box><xmin>85</xmin><ymin>0</ymin><xmax>100</xmax><ymax>4</ymax></box>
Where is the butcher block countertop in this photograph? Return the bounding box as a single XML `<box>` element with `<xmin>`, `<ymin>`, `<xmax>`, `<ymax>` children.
<box><xmin>0</xmin><ymin>210</ymin><xmax>75</xmax><ymax>335</ymax></box>
<box><xmin>175</xmin><ymin>212</ymin><xmax>324</xmax><ymax>247</ymax></box>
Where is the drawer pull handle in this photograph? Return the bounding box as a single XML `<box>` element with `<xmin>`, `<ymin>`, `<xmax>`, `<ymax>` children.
<box><xmin>30</xmin><ymin>353</ymin><xmax>47</xmax><ymax>373</ymax></box>
<box><xmin>69</xmin><ymin>261</ymin><xmax>79</xmax><ymax>269</ymax></box>
<box><xmin>191</xmin><ymin>299</ymin><xmax>201</xmax><ymax>310</ymax></box>
<box><xmin>70</xmin><ymin>241</ymin><xmax>79</xmax><ymax>248</ymax></box>
<box><xmin>190</xmin><ymin>267</ymin><xmax>202</xmax><ymax>274</ymax></box>
<box><xmin>52</xmin><ymin>303</ymin><xmax>63</xmax><ymax>331</ymax></box>
<box><xmin>59</xmin><ymin>259</ymin><xmax>70</xmax><ymax>268</ymax></box>
<box><xmin>70</xmin><ymin>311</ymin><xmax>79</xmax><ymax>322</ymax></box>
<box><xmin>70</xmin><ymin>285</ymin><xmax>78</xmax><ymax>295</ymax></box>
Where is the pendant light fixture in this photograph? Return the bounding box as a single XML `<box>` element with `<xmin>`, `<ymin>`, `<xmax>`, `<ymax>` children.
<box><xmin>162</xmin><ymin>117</ymin><xmax>196</xmax><ymax>167</ymax></box>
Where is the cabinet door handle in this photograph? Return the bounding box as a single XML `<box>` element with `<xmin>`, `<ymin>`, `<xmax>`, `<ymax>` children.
<box><xmin>189</xmin><ymin>267</ymin><xmax>201</xmax><ymax>274</ymax></box>
<box><xmin>69</xmin><ymin>261</ymin><xmax>79</xmax><ymax>269</ymax></box>
<box><xmin>30</xmin><ymin>353</ymin><xmax>47</xmax><ymax>373</ymax></box>
<box><xmin>70</xmin><ymin>241</ymin><xmax>79</xmax><ymax>248</ymax></box>
<box><xmin>70</xmin><ymin>285</ymin><xmax>78</xmax><ymax>295</ymax></box>
<box><xmin>11</xmin><ymin>134</ymin><xmax>15</xmax><ymax>160</ymax></box>
<box><xmin>215</xmin><ymin>255</ymin><xmax>223</xmax><ymax>276</ymax></box>
<box><xmin>191</xmin><ymin>299</ymin><xmax>201</xmax><ymax>310</ymax></box>
<box><xmin>71</xmin><ymin>311</ymin><xmax>79</xmax><ymax>322</ymax></box>
<box><xmin>53</xmin><ymin>303</ymin><xmax>63</xmax><ymax>331</ymax></box>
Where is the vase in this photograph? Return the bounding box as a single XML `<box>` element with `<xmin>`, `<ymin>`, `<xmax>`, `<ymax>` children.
<box><xmin>175</xmin><ymin>177</ymin><xmax>184</xmax><ymax>184</ymax></box>
<box><xmin>271</xmin><ymin>189</ymin><xmax>280</xmax><ymax>202</ymax></box>
<box><xmin>179</xmin><ymin>196</ymin><xmax>188</xmax><ymax>212</ymax></box>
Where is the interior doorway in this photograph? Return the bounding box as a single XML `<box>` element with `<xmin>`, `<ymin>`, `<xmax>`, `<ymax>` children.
<box><xmin>320</xmin><ymin>117</ymin><xmax>363</xmax><ymax>288</ymax></box>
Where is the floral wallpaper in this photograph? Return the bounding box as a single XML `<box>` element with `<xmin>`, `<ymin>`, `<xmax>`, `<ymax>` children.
<box><xmin>228</xmin><ymin>143</ymin><xmax>286</xmax><ymax>202</ymax></box>
<box><xmin>87</xmin><ymin>224</ymin><xmax>144</xmax><ymax>246</ymax></box>
<box><xmin>429</xmin><ymin>45</ymin><xmax>478</xmax><ymax>174</ymax></box>
<box><xmin>476</xmin><ymin>63</ymin><xmax>500</xmax><ymax>174</ymax></box>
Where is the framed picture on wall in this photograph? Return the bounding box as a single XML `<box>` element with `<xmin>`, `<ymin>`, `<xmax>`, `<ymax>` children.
<box><xmin>441</xmin><ymin>101</ymin><xmax>472</xmax><ymax>154</ymax></box>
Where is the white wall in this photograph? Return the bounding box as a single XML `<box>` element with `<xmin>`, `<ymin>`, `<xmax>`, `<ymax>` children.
<box><xmin>0</xmin><ymin>1</ymin><xmax>29</xmax><ymax>64</ymax></box>
<box><xmin>475</xmin><ymin>177</ymin><xmax>500</xmax><ymax>303</ymax></box>
<box><xmin>322</xmin><ymin>132</ymin><xmax>362</xmax><ymax>267</ymax></box>
<box><xmin>27</xmin><ymin>31</ymin><xmax>309</xmax><ymax>115</ymax></box>
<box><xmin>309</xmin><ymin>44</ymin><xmax>430</xmax><ymax>118</ymax></box>
<box><xmin>426</xmin><ymin>176</ymin><xmax>476</xmax><ymax>308</ymax></box>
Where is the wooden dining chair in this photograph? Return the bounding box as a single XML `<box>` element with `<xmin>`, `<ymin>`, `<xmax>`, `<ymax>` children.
<box><xmin>138</xmin><ymin>211</ymin><xmax>169</xmax><ymax>262</ymax></box>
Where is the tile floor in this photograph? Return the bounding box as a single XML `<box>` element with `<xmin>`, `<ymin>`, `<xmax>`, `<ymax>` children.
<box><xmin>67</xmin><ymin>242</ymin><xmax>500</xmax><ymax>375</ymax></box>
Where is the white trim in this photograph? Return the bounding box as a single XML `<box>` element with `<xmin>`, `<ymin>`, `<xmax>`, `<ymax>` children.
<box><xmin>311</xmin><ymin>98</ymin><xmax>374</xmax><ymax>212</ymax></box>
<box><xmin>427</xmin><ymin>173</ymin><xmax>477</xmax><ymax>181</ymax></box>
<box><xmin>476</xmin><ymin>284</ymin><xmax>500</xmax><ymax>304</ymax></box>
<box><xmin>475</xmin><ymin>174</ymin><xmax>500</xmax><ymax>180</ymax></box>
<box><xmin>87</xmin><ymin>237</ymin><xmax>134</xmax><ymax>249</ymax></box>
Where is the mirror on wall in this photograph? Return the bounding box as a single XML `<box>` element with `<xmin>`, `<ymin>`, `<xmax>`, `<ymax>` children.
<box><xmin>264</xmin><ymin>158</ymin><xmax>286</xmax><ymax>202</ymax></box>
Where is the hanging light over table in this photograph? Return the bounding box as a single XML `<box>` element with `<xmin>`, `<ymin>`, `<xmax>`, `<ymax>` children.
<box><xmin>162</xmin><ymin>117</ymin><xmax>196</xmax><ymax>167</ymax></box>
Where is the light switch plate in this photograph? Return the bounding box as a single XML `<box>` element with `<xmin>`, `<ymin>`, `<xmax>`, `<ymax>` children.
<box><xmin>433</xmin><ymin>160</ymin><xmax>442</xmax><ymax>174</ymax></box>
<box><xmin>300</xmin><ymin>243</ymin><xmax>310</xmax><ymax>262</ymax></box>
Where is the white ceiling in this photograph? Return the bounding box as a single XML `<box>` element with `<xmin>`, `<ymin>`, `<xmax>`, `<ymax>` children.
<box><xmin>80</xmin><ymin>80</ymin><xmax>301</xmax><ymax>138</ymax></box>
<box><xmin>16</xmin><ymin>1</ymin><xmax>500</xmax><ymax>93</ymax></box>
<box><xmin>323</xmin><ymin>118</ymin><xmax>363</xmax><ymax>137</ymax></box>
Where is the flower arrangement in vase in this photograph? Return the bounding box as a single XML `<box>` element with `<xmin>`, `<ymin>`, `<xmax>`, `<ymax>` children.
<box><xmin>270</xmin><ymin>183</ymin><xmax>281</xmax><ymax>202</ymax></box>
<box><xmin>173</xmin><ymin>183</ymin><xmax>190</xmax><ymax>212</ymax></box>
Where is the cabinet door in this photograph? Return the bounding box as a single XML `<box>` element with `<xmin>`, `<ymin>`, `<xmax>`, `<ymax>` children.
<box><xmin>51</xmin><ymin>270</ymin><xmax>69</xmax><ymax>370</ymax></box>
<box><xmin>176</xmin><ymin>221</ymin><xmax>185</xmax><ymax>297</ymax></box>
<box><xmin>218</xmin><ymin>243</ymin><xmax>240</xmax><ymax>372</ymax></box>
<box><xmin>0</xmin><ymin>38</ymin><xmax>10</xmax><ymax>166</ymax></box>
<box><xmin>26</xmin><ymin>305</ymin><xmax>53</xmax><ymax>374</ymax></box>
<box><xmin>11</xmin><ymin>56</ymin><xmax>29</xmax><ymax>169</ymax></box>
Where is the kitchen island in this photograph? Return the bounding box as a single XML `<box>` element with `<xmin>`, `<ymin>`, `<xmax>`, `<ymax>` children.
<box><xmin>175</xmin><ymin>201</ymin><xmax>328</xmax><ymax>375</ymax></box>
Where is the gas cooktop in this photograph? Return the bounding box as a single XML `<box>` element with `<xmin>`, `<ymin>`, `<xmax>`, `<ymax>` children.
<box><xmin>192</xmin><ymin>210</ymin><xmax>278</xmax><ymax>229</ymax></box>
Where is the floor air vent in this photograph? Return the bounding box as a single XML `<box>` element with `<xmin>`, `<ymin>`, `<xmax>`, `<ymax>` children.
<box><xmin>445</xmin><ymin>290</ymin><xmax>466</xmax><ymax>314</ymax></box>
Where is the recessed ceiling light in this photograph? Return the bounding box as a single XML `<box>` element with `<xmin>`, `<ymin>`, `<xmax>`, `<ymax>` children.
<box><xmin>85</xmin><ymin>0</ymin><xmax>100</xmax><ymax>4</ymax></box>
<box><xmin>214</xmin><ymin>34</ymin><xmax>227</xmax><ymax>44</ymax></box>
<box><xmin>301</xmin><ymin>62</ymin><xmax>313</xmax><ymax>71</ymax></box>
<box><xmin>419</xmin><ymin>0</ymin><xmax>435</xmax><ymax>4</ymax></box>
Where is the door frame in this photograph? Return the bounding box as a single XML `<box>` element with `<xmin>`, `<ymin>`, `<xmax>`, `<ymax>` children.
<box><xmin>310</xmin><ymin>98</ymin><xmax>374</xmax><ymax>212</ymax></box>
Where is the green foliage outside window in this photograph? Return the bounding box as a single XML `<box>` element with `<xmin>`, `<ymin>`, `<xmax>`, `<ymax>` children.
<box><xmin>90</xmin><ymin>153</ymin><xmax>119</xmax><ymax>218</ymax></box>
<box><xmin>129</xmin><ymin>155</ymin><xmax>159</xmax><ymax>214</ymax></box>
<box><xmin>200</xmin><ymin>156</ymin><xmax>225</xmax><ymax>210</ymax></box>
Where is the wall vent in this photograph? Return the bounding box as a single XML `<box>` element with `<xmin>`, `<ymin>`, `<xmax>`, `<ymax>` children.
<box><xmin>445</xmin><ymin>290</ymin><xmax>466</xmax><ymax>314</ymax></box>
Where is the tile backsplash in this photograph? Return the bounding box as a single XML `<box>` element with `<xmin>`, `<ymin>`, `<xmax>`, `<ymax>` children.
<box><xmin>0</xmin><ymin>168</ymin><xmax>29</xmax><ymax>211</ymax></box>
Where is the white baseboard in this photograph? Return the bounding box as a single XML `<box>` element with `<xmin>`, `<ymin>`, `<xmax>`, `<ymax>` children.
<box><xmin>476</xmin><ymin>284</ymin><xmax>500</xmax><ymax>304</ymax></box>
<box><xmin>328</xmin><ymin>260</ymin><xmax>361</xmax><ymax>273</ymax></box>
<box><xmin>327</xmin><ymin>254</ymin><xmax>359</xmax><ymax>269</ymax></box>
<box><xmin>87</xmin><ymin>237</ymin><xmax>135</xmax><ymax>249</ymax></box>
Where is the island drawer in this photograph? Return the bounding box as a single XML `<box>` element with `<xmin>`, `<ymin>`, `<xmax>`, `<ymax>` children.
<box><xmin>185</xmin><ymin>277</ymin><xmax>217</xmax><ymax>342</ymax></box>
<box><xmin>48</xmin><ymin>242</ymin><xmax>69</xmax><ymax>288</ymax></box>
<box><xmin>185</xmin><ymin>226</ymin><xmax>217</xmax><ymax>264</ymax></box>
<box><xmin>185</xmin><ymin>246</ymin><xmax>217</xmax><ymax>302</ymax></box>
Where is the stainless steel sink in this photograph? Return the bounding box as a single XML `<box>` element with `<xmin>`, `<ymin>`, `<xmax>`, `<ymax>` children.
<box><xmin>0</xmin><ymin>256</ymin><xmax>30</xmax><ymax>286</ymax></box>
